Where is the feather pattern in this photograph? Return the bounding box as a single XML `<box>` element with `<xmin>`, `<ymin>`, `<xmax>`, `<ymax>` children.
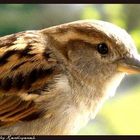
<box><xmin>0</xmin><ymin>20</ymin><xmax>138</xmax><ymax>135</ymax></box>
<box><xmin>0</xmin><ymin>31</ymin><xmax>59</xmax><ymax>126</ymax></box>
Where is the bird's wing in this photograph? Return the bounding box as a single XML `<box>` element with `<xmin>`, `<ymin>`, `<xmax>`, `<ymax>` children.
<box><xmin>0</xmin><ymin>31</ymin><xmax>58</xmax><ymax>126</ymax></box>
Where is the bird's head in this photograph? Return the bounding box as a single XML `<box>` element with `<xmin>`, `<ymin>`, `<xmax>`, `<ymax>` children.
<box><xmin>42</xmin><ymin>20</ymin><xmax>140</xmax><ymax>97</ymax></box>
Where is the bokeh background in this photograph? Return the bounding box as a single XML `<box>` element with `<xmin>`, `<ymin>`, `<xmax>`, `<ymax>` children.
<box><xmin>0</xmin><ymin>4</ymin><xmax>140</xmax><ymax>135</ymax></box>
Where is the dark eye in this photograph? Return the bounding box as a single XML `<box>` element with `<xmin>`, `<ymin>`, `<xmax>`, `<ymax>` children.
<box><xmin>97</xmin><ymin>43</ymin><xmax>108</xmax><ymax>54</ymax></box>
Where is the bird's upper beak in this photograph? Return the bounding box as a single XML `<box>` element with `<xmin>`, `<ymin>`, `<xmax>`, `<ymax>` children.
<box><xmin>118</xmin><ymin>55</ymin><xmax>140</xmax><ymax>74</ymax></box>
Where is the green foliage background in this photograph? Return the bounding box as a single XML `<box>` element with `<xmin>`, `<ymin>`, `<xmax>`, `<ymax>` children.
<box><xmin>0</xmin><ymin>4</ymin><xmax>140</xmax><ymax>135</ymax></box>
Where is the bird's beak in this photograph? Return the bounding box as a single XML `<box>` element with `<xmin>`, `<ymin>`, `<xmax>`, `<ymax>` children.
<box><xmin>118</xmin><ymin>56</ymin><xmax>140</xmax><ymax>74</ymax></box>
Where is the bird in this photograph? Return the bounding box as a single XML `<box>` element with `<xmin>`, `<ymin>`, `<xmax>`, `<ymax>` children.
<box><xmin>0</xmin><ymin>20</ymin><xmax>139</xmax><ymax>135</ymax></box>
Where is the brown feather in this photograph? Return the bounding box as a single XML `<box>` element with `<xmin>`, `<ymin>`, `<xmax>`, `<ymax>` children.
<box><xmin>0</xmin><ymin>31</ymin><xmax>60</xmax><ymax>127</ymax></box>
<box><xmin>0</xmin><ymin>20</ymin><xmax>136</xmax><ymax>135</ymax></box>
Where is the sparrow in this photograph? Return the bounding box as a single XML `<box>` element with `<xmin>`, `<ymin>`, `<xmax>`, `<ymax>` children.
<box><xmin>0</xmin><ymin>20</ymin><xmax>139</xmax><ymax>135</ymax></box>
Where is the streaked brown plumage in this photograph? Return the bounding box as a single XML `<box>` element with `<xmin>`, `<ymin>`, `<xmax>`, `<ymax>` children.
<box><xmin>0</xmin><ymin>20</ymin><xmax>140</xmax><ymax>135</ymax></box>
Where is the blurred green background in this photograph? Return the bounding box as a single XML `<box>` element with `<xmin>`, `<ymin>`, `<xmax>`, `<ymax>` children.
<box><xmin>0</xmin><ymin>4</ymin><xmax>140</xmax><ymax>135</ymax></box>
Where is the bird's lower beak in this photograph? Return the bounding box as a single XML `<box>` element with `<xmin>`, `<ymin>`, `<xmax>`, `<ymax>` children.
<box><xmin>117</xmin><ymin>56</ymin><xmax>140</xmax><ymax>74</ymax></box>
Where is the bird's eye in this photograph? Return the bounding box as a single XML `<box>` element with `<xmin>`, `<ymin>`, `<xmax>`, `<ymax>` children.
<box><xmin>97</xmin><ymin>43</ymin><xmax>108</xmax><ymax>54</ymax></box>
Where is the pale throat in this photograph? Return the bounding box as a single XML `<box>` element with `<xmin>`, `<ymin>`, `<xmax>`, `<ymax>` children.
<box><xmin>52</xmin><ymin>72</ymin><xmax>125</xmax><ymax>119</ymax></box>
<box><xmin>68</xmin><ymin>71</ymin><xmax>125</xmax><ymax>120</ymax></box>
<box><xmin>103</xmin><ymin>72</ymin><xmax>125</xmax><ymax>98</ymax></box>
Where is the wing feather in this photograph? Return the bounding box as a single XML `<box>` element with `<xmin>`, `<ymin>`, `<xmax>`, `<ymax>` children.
<box><xmin>0</xmin><ymin>31</ymin><xmax>59</xmax><ymax>126</ymax></box>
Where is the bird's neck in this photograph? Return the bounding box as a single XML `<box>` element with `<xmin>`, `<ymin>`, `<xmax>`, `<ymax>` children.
<box><xmin>41</xmin><ymin>74</ymin><xmax>106</xmax><ymax>134</ymax></box>
<box><xmin>67</xmin><ymin>69</ymin><xmax>125</xmax><ymax>120</ymax></box>
<box><xmin>38</xmin><ymin>72</ymin><xmax>125</xmax><ymax>134</ymax></box>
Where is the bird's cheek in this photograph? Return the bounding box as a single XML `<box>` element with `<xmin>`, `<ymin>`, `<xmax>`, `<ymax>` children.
<box><xmin>101</xmin><ymin>63</ymin><xmax>117</xmax><ymax>76</ymax></box>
